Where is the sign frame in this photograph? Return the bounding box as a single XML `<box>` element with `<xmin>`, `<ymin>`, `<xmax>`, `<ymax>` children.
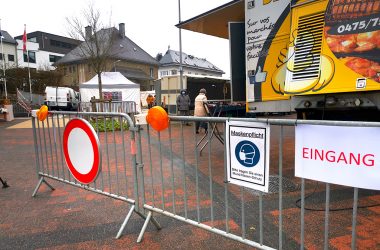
<box><xmin>226</xmin><ymin>120</ymin><xmax>270</xmax><ymax>192</ymax></box>
<box><xmin>63</xmin><ymin>118</ymin><xmax>101</xmax><ymax>184</ymax></box>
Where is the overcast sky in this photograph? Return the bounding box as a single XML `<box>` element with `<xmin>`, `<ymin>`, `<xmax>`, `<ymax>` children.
<box><xmin>2</xmin><ymin>0</ymin><xmax>231</xmax><ymax>77</ymax></box>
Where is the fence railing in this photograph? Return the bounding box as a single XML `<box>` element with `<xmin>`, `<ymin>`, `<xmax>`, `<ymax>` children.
<box><xmin>31</xmin><ymin>111</ymin><xmax>380</xmax><ymax>249</ymax></box>
<box><xmin>79</xmin><ymin>101</ymin><xmax>137</xmax><ymax>114</ymax></box>
<box><xmin>31</xmin><ymin>111</ymin><xmax>160</xmax><ymax>239</ymax></box>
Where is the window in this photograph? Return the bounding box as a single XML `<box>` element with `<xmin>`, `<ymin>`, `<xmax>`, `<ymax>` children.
<box><xmin>29</xmin><ymin>37</ymin><xmax>37</xmax><ymax>42</ymax></box>
<box><xmin>50</xmin><ymin>39</ymin><xmax>74</xmax><ymax>49</ymax></box>
<box><xmin>49</xmin><ymin>54</ymin><xmax>62</xmax><ymax>63</ymax></box>
<box><xmin>150</xmin><ymin>67</ymin><xmax>153</xmax><ymax>77</ymax></box>
<box><xmin>160</xmin><ymin>71</ymin><xmax>168</xmax><ymax>77</ymax></box>
<box><xmin>171</xmin><ymin>70</ymin><xmax>177</xmax><ymax>75</ymax></box>
<box><xmin>0</xmin><ymin>53</ymin><xmax>2</xmax><ymax>60</ymax></box>
<box><xmin>8</xmin><ymin>55</ymin><xmax>14</xmax><ymax>61</ymax></box>
<box><xmin>188</xmin><ymin>71</ymin><xmax>192</xmax><ymax>75</ymax></box>
<box><xmin>23</xmin><ymin>51</ymin><xmax>36</xmax><ymax>63</ymax></box>
<box><xmin>69</xmin><ymin>67</ymin><xmax>72</xmax><ymax>73</ymax></box>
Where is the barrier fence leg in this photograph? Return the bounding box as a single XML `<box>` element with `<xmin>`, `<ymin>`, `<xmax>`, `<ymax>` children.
<box><xmin>136</xmin><ymin>211</ymin><xmax>161</xmax><ymax>243</ymax></box>
<box><xmin>32</xmin><ymin>176</ymin><xmax>55</xmax><ymax>197</ymax></box>
<box><xmin>115</xmin><ymin>204</ymin><xmax>135</xmax><ymax>239</ymax></box>
<box><xmin>137</xmin><ymin>211</ymin><xmax>152</xmax><ymax>243</ymax></box>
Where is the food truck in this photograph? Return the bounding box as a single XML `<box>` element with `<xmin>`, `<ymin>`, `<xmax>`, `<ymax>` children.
<box><xmin>178</xmin><ymin>0</ymin><xmax>380</xmax><ymax>120</ymax></box>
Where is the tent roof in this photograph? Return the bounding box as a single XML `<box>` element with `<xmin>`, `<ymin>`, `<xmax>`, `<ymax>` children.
<box><xmin>80</xmin><ymin>72</ymin><xmax>140</xmax><ymax>89</ymax></box>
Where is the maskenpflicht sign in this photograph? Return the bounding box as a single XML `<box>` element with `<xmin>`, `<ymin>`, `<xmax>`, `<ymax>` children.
<box><xmin>226</xmin><ymin>121</ymin><xmax>270</xmax><ymax>192</ymax></box>
<box><xmin>295</xmin><ymin>125</ymin><xmax>380</xmax><ymax>190</ymax></box>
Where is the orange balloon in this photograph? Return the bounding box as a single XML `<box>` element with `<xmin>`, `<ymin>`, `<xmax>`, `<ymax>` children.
<box><xmin>146</xmin><ymin>106</ymin><xmax>169</xmax><ymax>131</ymax></box>
<box><xmin>36</xmin><ymin>105</ymin><xmax>49</xmax><ymax>121</ymax></box>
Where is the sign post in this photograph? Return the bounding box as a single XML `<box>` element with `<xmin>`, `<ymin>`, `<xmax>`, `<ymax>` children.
<box><xmin>226</xmin><ymin>120</ymin><xmax>270</xmax><ymax>192</ymax></box>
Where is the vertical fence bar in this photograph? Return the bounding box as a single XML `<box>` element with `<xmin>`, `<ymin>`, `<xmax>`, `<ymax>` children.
<box><xmin>324</xmin><ymin>183</ymin><xmax>330</xmax><ymax>250</ymax></box>
<box><xmin>62</xmin><ymin>114</ymin><xmax>71</xmax><ymax>182</ymax></box>
<box><xmin>241</xmin><ymin>186</ymin><xmax>246</xmax><ymax>239</ymax></box>
<box><xmin>46</xmin><ymin>117</ymin><xmax>55</xmax><ymax>177</ymax></box>
<box><xmin>32</xmin><ymin>117</ymin><xmax>40</xmax><ymax>177</ymax></box>
<box><xmin>57</xmin><ymin>114</ymin><xmax>65</xmax><ymax>181</ymax></box>
<box><xmin>301</xmin><ymin>178</ymin><xmax>305</xmax><ymax>250</ymax></box>
<box><xmin>207</xmin><ymin>122</ymin><xmax>214</xmax><ymax>226</ymax></box>
<box><xmin>104</xmin><ymin>117</ymin><xmax>111</xmax><ymax>193</ymax></box>
<box><xmin>194</xmin><ymin>121</ymin><xmax>200</xmax><ymax>222</ymax></box>
<box><xmin>136</xmin><ymin>124</ymin><xmax>146</xmax><ymax>207</ymax></box>
<box><xmin>279</xmin><ymin>125</ymin><xmax>283</xmax><ymax>250</ymax></box>
<box><xmin>51</xmin><ymin>115</ymin><xmax>60</xmax><ymax>179</ymax></box>
<box><xmin>259</xmin><ymin>192</ymin><xmax>263</xmax><ymax>245</ymax></box>
<box><xmin>168</xmin><ymin>123</ymin><xmax>176</xmax><ymax>214</ymax></box>
<box><xmin>42</xmin><ymin>121</ymin><xmax>49</xmax><ymax>175</ymax></box>
<box><xmin>96</xmin><ymin>116</ymin><xmax>104</xmax><ymax>191</ymax></box>
<box><xmin>224</xmin><ymin>122</ymin><xmax>229</xmax><ymax>233</ymax></box>
<box><xmin>112</xmin><ymin>118</ymin><xmax>120</xmax><ymax>195</ymax></box>
<box><xmin>351</xmin><ymin>188</ymin><xmax>358</xmax><ymax>250</ymax></box>
<box><xmin>36</xmin><ymin>119</ymin><xmax>45</xmax><ymax>175</ymax></box>
<box><xmin>181</xmin><ymin>123</ymin><xmax>188</xmax><ymax>219</ymax></box>
<box><xmin>120</xmin><ymin>116</ymin><xmax>128</xmax><ymax>198</ymax></box>
<box><xmin>147</xmin><ymin>125</ymin><xmax>155</xmax><ymax>206</ymax></box>
<box><xmin>158</xmin><ymin>131</ymin><xmax>165</xmax><ymax>210</ymax></box>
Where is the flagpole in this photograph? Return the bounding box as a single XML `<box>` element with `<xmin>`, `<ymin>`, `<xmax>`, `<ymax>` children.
<box><xmin>24</xmin><ymin>24</ymin><xmax>32</xmax><ymax>103</ymax></box>
<box><xmin>0</xmin><ymin>19</ymin><xmax>7</xmax><ymax>99</ymax></box>
<box><xmin>178</xmin><ymin>0</ymin><xmax>183</xmax><ymax>91</ymax></box>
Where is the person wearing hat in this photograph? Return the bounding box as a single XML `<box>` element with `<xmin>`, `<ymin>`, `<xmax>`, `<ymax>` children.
<box><xmin>176</xmin><ymin>89</ymin><xmax>191</xmax><ymax>125</ymax></box>
<box><xmin>194</xmin><ymin>88</ymin><xmax>209</xmax><ymax>134</ymax></box>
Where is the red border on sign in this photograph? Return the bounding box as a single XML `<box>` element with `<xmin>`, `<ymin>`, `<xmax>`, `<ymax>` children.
<box><xmin>63</xmin><ymin>118</ymin><xmax>101</xmax><ymax>184</ymax></box>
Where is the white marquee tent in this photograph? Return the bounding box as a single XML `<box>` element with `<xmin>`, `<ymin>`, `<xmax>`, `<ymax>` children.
<box><xmin>79</xmin><ymin>72</ymin><xmax>141</xmax><ymax>113</ymax></box>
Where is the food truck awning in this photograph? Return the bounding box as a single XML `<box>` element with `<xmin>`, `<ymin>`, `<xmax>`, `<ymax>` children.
<box><xmin>176</xmin><ymin>0</ymin><xmax>244</xmax><ymax>39</ymax></box>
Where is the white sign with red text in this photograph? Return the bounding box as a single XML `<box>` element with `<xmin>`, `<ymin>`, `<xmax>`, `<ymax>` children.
<box><xmin>295</xmin><ymin>124</ymin><xmax>380</xmax><ymax>190</ymax></box>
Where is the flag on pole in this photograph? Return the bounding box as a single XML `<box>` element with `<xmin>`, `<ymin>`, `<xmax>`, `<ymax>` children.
<box><xmin>22</xmin><ymin>25</ymin><xmax>27</xmax><ymax>52</ymax></box>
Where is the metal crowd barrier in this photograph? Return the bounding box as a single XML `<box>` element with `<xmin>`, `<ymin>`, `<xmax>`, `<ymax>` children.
<box><xmin>136</xmin><ymin>116</ymin><xmax>380</xmax><ymax>249</ymax></box>
<box><xmin>31</xmin><ymin>111</ymin><xmax>380</xmax><ymax>248</ymax></box>
<box><xmin>31</xmin><ymin>111</ymin><xmax>160</xmax><ymax>239</ymax></box>
<box><xmin>79</xmin><ymin>101</ymin><xmax>137</xmax><ymax>114</ymax></box>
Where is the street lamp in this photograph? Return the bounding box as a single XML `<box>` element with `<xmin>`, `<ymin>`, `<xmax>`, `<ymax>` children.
<box><xmin>114</xmin><ymin>60</ymin><xmax>121</xmax><ymax>72</ymax></box>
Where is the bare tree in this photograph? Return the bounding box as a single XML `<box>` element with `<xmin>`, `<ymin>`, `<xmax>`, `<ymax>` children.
<box><xmin>66</xmin><ymin>2</ymin><xmax>116</xmax><ymax>100</ymax></box>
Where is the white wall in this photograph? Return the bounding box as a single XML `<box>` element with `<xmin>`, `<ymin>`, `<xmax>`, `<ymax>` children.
<box><xmin>0</xmin><ymin>41</ymin><xmax>18</xmax><ymax>69</ymax></box>
<box><xmin>16</xmin><ymin>39</ymin><xmax>63</xmax><ymax>70</ymax></box>
<box><xmin>158</xmin><ymin>65</ymin><xmax>223</xmax><ymax>79</ymax></box>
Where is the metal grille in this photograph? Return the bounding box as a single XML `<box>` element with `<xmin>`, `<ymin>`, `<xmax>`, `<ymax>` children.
<box><xmin>292</xmin><ymin>12</ymin><xmax>325</xmax><ymax>81</ymax></box>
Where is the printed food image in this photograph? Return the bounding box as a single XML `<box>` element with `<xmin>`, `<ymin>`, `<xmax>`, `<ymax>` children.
<box><xmin>325</xmin><ymin>29</ymin><xmax>380</xmax><ymax>53</ymax></box>
<box><xmin>324</xmin><ymin>0</ymin><xmax>380</xmax><ymax>83</ymax></box>
<box><xmin>340</xmin><ymin>57</ymin><xmax>380</xmax><ymax>82</ymax></box>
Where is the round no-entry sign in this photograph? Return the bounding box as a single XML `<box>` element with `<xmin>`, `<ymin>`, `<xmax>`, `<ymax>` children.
<box><xmin>63</xmin><ymin>118</ymin><xmax>101</xmax><ymax>184</ymax></box>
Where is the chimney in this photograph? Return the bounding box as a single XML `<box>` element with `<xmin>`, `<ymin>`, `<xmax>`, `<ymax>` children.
<box><xmin>85</xmin><ymin>26</ymin><xmax>92</xmax><ymax>40</ymax></box>
<box><xmin>119</xmin><ymin>23</ymin><xmax>125</xmax><ymax>38</ymax></box>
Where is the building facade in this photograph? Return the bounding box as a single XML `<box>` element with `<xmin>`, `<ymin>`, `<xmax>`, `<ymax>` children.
<box><xmin>57</xmin><ymin>23</ymin><xmax>159</xmax><ymax>91</ymax></box>
<box><xmin>0</xmin><ymin>30</ymin><xmax>18</xmax><ymax>70</ymax></box>
<box><xmin>158</xmin><ymin>49</ymin><xmax>224</xmax><ymax>79</ymax></box>
<box><xmin>14</xmin><ymin>31</ymin><xmax>80</xmax><ymax>70</ymax></box>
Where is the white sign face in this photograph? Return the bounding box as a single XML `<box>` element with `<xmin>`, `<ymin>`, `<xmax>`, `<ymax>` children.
<box><xmin>63</xmin><ymin>118</ymin><xmax>101</xmax><ymax>185</ymax></box>
<box><xmin>295</xmin><ymin>125</ymin><xmax>380</xmax><ymax>190</ymax></box>
<box><xmin>226</xmin><ymin>121</ymin><xmax>270</xmax><ymax>192</ymax></box>
<box><xmin>245</xmin><ymin>0</ymin><xmax>290</xmax><ymax>101</ymax></box>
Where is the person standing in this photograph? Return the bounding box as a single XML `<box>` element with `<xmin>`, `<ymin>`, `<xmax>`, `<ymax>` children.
<box><xmin>194</xmin><ymin>88</ymin><xmax>208</xmax><ymax>134</ymax></box>
<box><xmin>176</xmin><ymin>89</ymin><xmax>191</xmax><ymax>125</ymax></box>
<box><xmin>146</xmin><ymin>94</ymin><xmax>155</xmax><ymax>109</ymax></box>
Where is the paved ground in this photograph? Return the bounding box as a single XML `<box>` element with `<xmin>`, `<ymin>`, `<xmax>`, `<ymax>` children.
<box><xmin>1</xmin><ymin>116</ymin><xmax>380</xmax><ymax>249</ymax></box>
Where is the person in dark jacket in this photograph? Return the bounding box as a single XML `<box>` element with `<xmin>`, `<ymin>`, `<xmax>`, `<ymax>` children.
<box><xmin>176</xmin><ymin>89</ymin><xmax>191</xmax><ymax>125</ymax></box>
